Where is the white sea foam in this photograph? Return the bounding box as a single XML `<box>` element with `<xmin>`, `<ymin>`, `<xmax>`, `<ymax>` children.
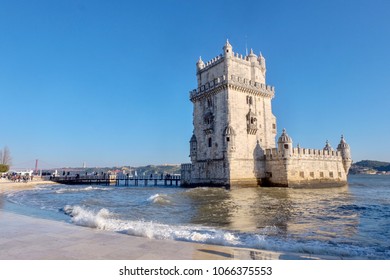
<box><xmin>63</xmin><ymin>205</ymin><xmax>244</xmax><ymax>246</ymax></box>
<box><xmin>61</xmin><ymin>205</ymin><xmax>382</xmax><ymax>258</ymax></box>
<box><xmin>147</xmin><ymin>194</ymin><xmax>171</xmax><ymax>205</ymax></box>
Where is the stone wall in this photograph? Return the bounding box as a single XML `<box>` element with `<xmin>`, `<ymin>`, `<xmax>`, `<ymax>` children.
<box><xmin>264</xmin><ymin>148</ymin><xmax>348</xmax><ymax>187</ymax></box>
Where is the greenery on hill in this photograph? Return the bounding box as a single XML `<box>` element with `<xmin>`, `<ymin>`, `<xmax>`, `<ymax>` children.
<box><xmin>132</xmin><ymin>164</ymin><xmax>181</xmax><ymax>176</ymax></box>
<box><xmin>350</xmin><ymin>160</ymin><xmax>390</xmax><ymax>174</ymax></box>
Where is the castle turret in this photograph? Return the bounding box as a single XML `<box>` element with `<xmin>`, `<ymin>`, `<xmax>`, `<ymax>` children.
<box><xmin>337</xmin><ymin>135</ymin><xmax>352</xmax><ymax>174</ymax></box>
<box><xmin>223</xmin><ymin>125</ymin><xmax>236</xmax><ymax>154</ymax></box>
<box><xmin>189</xmin><ymin>133</ymin><xmax>197</xmax><ymax>161</ymax></box>
<box><xmin>323</xmin><ymin>140</ymin><xmax>334</xmax><ymax>152</ymax></box>
<box><xmin>248</xmin><ymin>48</ymin><xmax>257</xmax><ymax>63</ymax></box>
<box><xmin>196</xmin><ymin>56</ymin><xmax>205</xmax><ymax>71</ymax></box>
<box><xmin>223</xmin><ymin>39</ymin><xmax>233</xmax><ymax>57</ymax></box>
<box><xmin>278</xmin><ymin>129</ymin><xmax>293</xmax><ymax>157</ymax></box>
<box><xmin>257</xmin><ymin>52</ymin><xmax>266</xmax><ymax>75</ymax></box>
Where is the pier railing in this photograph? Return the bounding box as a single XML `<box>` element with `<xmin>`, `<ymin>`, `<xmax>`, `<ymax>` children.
<box><xmin>50</xmin><ymin>174</ymin><xmax>181</xmax><ymax>186</ymax></box>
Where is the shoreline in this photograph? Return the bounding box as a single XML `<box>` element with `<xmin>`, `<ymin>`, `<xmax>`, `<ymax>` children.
<box><xmin>0</xmin><ymin>210</ymin><xmax>327</xmax><ymax>260</ymax></box>
<box><xmin>0</xmin><ymin>179</ymin><xmax>345</xmax><ymax>260</ymax></box>
<box><xmin>0</xmin><ymin>178</ymin><xmax>58</xmax><ymax>194</ymax></box>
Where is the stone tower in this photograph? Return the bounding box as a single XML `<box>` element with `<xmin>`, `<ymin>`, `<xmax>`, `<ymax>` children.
<box><xmin>181</xmin><ymin>41</ymin><xmax>352</xmax><ymax>188</ymax></box>
<box><xmin>185</xmin><ymin>40</ymin><xmax>277</xmax><ymax>187</ymax></box>
<box><xmin>337</xmin><ymin>135</ymin><xmax>352</xmax><ymax>174</ymax></box>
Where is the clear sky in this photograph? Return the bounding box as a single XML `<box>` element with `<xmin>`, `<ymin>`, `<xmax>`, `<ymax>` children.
<box><xmin>1</xmin><ymin>0</ymin><xmax>389</xmax><ymax>169</ymax></box>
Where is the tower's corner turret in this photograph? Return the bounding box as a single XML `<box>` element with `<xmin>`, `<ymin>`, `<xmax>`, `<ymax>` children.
<box><xmin>223</xmin><ymin>125</ymin><xmax>236</xmax><ymax>154</ymax></box>
<box><xmin>277</xmin><ymin>128</ymin><xmax>293</xmax><ymax>157</ymax></box>
<box><xmin>257</xmin><ymin>52</ymin><xmax>266</xmax><ymax>74</ymax></box>
<box><xmin>337</xmin><ymin>135</ymin><xmax>352</xmax><ymax>174</ymax></box>
<box><xmin>223</xmin><ymin>39</ymin><xmax>233</xmax><ymax>57</ymax></box>
<box><xmin>196</xmin><ymin>56</ymin><xmax>205</xmax><ymax>71</ymax></box>
<box><xmin>248</xmin><ymin>48</ymin><xmax>257</xmax><ymax>63</ymax></box>
<box><xmin>189</xmin><ymin>133</ymin><xmax>197</xmax><ymax>161</ymax></box>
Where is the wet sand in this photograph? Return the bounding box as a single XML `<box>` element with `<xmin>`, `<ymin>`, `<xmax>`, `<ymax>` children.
<box><xmin>0</xmin><ymin>179</ymin><xmax>336</xmax><ymax>260</ymax></box>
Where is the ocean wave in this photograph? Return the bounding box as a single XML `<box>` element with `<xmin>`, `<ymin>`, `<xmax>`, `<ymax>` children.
<box><xmin>55</xmin><ymin>186</ymin><xmax>113</xmax><ymax>194</ymax></box>
<box><xmin>147</xmin><ymin>194</ymin><xmax>171</xmax><ymax>205</ymax></box>
<box><xmin>60</xmin><ymin>205</ymin><xmax>386</xmax><ymax>258</ymax></box>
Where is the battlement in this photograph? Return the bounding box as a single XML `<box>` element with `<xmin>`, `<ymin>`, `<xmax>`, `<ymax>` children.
<box><xmin>181</xmin><ymin>163</ymin><xmax>192</xmax><ymax>170</ymax></box>
<box><xmin>198</xmin><ymin>54</ymin><xmax>224</xmax><ymax>72</ymax></box>
<box><xmin>198</xmin><ymin>51</ymin><xmax>265</xmax><ymax>72</ymax></box>
<box><xmin>190</xmin><ymin>74</ymin><xmax>274</xmax><ymax>100</ymax></box>
<box><xmin>265</xmin><ymin>147</ymin><xmax>341</xmax><ymax>161</ymax></box>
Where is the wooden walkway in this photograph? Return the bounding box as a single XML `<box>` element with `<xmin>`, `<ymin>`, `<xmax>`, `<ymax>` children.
<box><xmin>50</xmin><ymin>176</ymin><xmax>181</xmax><ymax>186</ymax></box>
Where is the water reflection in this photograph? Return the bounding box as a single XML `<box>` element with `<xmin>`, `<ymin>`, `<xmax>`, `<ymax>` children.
<box><xmin>186</xmin><ymin>184</ymin><xmax>360</xmax><ymax>242</ymax></box>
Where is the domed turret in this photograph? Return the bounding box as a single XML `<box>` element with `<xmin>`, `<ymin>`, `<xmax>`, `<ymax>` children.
<box><xmin>196</xmin><ymin>56</ymin><xmax>205</xmax><ymax>71</ymax></box>
<box><xmin>248</xmin><ymin>48</ymin><xmax>257</xmax><ymax>62</ymax></box>
<box><xmin>337</xmin><ymin>135</ymin><xmax>352</xmax><ymax>173</ymax></box>
<box><xmin>278</xmin><ymin>128</ymin><xmax>292</xmax><ymax>144</ymax></box>
<box><xmin>278</xmin><ymin>129</ymin><xmax>293</xmax><ymax>157</ymax></box>
<box><xmin>223</xmin><ymin>125</ymin><xmax>236</xmax><ymax>153</ymax></box>
<box><xmin>223</xmin><ymin>39</ymin><xmax>233</xmax><ymax>57</ymax></box>
<box><xmin>224</xmin><ymin>125</ymin><xmax>236</xmax><ymax>137</ymax></box>
<box><xmin>323</xmin><ymin>140</ymin><xmax>334</xmax><ymax>152</ymax></box>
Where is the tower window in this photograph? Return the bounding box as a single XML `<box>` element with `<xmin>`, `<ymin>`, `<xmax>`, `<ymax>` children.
<box><xmin>206</xmin><ymin>97</ymin><xmax>212</xmax><ymax>108</ymax></box>
<box><xmin>226</xmin><ymin>137</ymin><xmax>230</xmax><ymax>142</ymax></box>
<box><xmin>246</xmin><ymin>96</ymin><xmax>253</xmax><ymax>105</ymax></box>
<box><xmin>208</xmin><ymin>137</ymin><xmax>212</xmax><ymax>147</ymax></box>
<box><xmin>284</xmin><ymin>144</ymin><xmax>289</xmax><ymax>149</ymax></box>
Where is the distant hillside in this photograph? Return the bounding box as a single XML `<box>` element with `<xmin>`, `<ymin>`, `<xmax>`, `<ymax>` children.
<box><xmin>350</xmin><ymin>160</ymin><xmax>390</xmax><ymax>174</ymax></box>
<box><xmin>45</xmin><ymin>164</ymin><xmax>181</xmax><ymax>176</ymax></box>
<box><xmin>132</xmin><ymin>164</ymin><xmax>181</xmax><ymax>176</ymax></box>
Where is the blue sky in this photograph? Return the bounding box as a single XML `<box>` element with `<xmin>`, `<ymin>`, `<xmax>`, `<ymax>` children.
<box><xmin>1</xmin><ymin>0</ymin><xmax>389</xmax><ymax>169</ymax></box>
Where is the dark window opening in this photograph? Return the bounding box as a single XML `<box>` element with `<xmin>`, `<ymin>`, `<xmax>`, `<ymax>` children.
<box><xmin>208</xmin><ymin>138</ymin><xmax>212</xmax><ymax>147</ymax></box>
<box><xmin>207</xmin><ymin>98</ymin><xmax>212</xmax><ymax>108</ymax></box>
<box><xmin>226</xmin><ymin>137</ymin><xmax>230</xmax><ymax>142</ymax></box>
<box><xmin>246</xmin><ymin>96</ymin><xmax>253</xmax><ymax>105</ymax></box>
<box><xmin>284</xmin><ymin>144</ymin><xmax>289</xmax><ymax>149</ymax></box>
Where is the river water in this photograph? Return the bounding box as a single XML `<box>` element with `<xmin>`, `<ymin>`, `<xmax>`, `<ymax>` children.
<box><xmin>2</xmin><ymin>174</ymin><xmax>390</xmax><ymax>259</ymax></box>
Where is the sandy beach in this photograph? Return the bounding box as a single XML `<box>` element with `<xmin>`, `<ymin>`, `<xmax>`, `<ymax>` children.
<box><xmin>0</xmin><ymin>177</ymin><xmax>57</xmax><ymax>194</ymax></box>
<box><xmin>0</xmin><ymin>179</ymin><xmax>336</xmax><ymax>260</ymax></box>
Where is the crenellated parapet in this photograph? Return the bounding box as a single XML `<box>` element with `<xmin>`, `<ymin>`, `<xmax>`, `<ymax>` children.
<box><xmin>197</xmin><ymin>47</ymin><xmax>266</xmax><ymax>73</ymax></box>
<box><xmin>265</xmin><ymin>147</ymin><xmax>342</xmax><ymax>161</ymax></box>
<box><xmin>190</xmin><ymin>74</ymin><xmax>275</xmax><ymax>101</ymax></box>
<box><xmin>197</xmin><ymin>54</ymin><xmax>224</xmax><ymax>72</ymax></box>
